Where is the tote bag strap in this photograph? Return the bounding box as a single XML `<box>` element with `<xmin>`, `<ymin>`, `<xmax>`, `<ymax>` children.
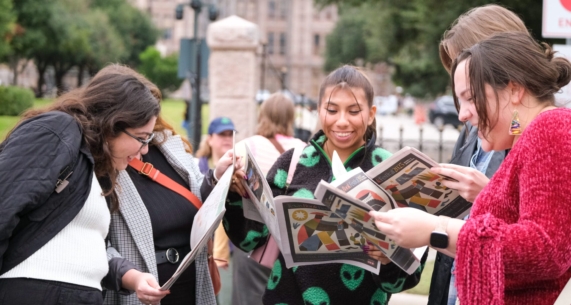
<box><xmin>128</xmin><ymin>158</ymin><xmax>202</xmax><ymax>210</ymax></box>
<box><xmin>286</xmin><ymin>144</ymin><xmax>304</xmax><ymax>186</ymax></box>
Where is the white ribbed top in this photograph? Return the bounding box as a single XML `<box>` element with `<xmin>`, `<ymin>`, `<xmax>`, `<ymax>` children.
<box><xmin>0</xmin><ymin>173</ymin><xmax>110</xmax><ymax>290</ymax></box>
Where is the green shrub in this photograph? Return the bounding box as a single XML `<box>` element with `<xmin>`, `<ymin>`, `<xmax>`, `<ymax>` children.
<box><xmin>0</xmin><ymin>86</ymin><xmax>35</xmax><ymax>116</ymax></box>
<box><xmin>138</xmin><ymin>46</ymin><xmax>183</xmax><ymax>95</ymax></box>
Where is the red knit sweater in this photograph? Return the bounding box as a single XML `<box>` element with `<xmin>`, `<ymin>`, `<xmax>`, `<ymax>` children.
<box><xmin>456</xmin><ymin>108</ymin><xmax>571</xmax><ymax>305</ymax></box>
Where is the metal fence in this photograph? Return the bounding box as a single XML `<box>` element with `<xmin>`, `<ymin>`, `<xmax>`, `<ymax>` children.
<box><xmin>376</xmin><ymin>125</ymin><xmax>459</xmax><ymax>163</ymax></box>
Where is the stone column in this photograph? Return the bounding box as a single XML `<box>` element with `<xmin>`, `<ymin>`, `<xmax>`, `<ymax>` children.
<box><xmin>207</xmin><ymin>15</ymin><xmax>259</xmax><ymax>140</ymax></box>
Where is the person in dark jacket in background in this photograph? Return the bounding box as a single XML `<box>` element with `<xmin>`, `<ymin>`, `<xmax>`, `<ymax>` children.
<box><xmin>0</xmin><ymin>65</ymin><xmax>161</xmax><ymax>305</ymax></box>
<box><xmin>425</xmin><ymin>5</ymin><xmax>528</xmax><ymax>305</ymax></box>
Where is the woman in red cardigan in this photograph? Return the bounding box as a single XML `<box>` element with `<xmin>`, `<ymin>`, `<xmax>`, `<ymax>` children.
<box><xmin>370</xmin><ymin>32</ymin><xmax>571</xmax><ymax>305</ymax></box>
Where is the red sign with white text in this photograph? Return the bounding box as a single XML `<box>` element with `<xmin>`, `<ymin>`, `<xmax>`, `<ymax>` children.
<box><xmin>544</xmin><ymin>0</ymin><xmax>571</xmax><ymax>38</ymax></box>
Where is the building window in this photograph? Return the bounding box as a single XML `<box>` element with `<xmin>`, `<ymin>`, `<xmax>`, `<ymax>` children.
<box><xmin>268</xmin><ymin>0</ymin><xmax>275</xmax><ymax>19</ymax></box>
<box><xmin>247</xmin><ymin>0</ymin><xmax>256</xmax><ymax>20</ymax></box>
<box><xmin>279</xmin><ymin>1</ymin><xmax>287</xmax><ymax>20</ymax></box>
<box><xmin>279</xmin><ymin>32</ymin><xmax>286</xmax><ymax>55</ymax></box>
<box><xmin>313</xmin><ymin>10</ymin><xmax>320</xmax><ymax>21</ymax></box>
<box><xmin>325</xmin><ymin>7</ymin><xmax>332</xmax><ymax>20</ymax></box>
<box><xmin>267</xmin><ymin>32</ymin><xmax>274</xmax><ymax>55</ymax></box>
<box><xmin>237</xmin><ymin>0</ymin><xmax>245</xmax><ymax>17</ymax></box>
<box><xmin>313</xmin><ymin>34</ymin><xmax>320</xmax><ymax>55</ymax></box>
<box><xmin>163</xmin><ymin>28</ymin><xmax>173</xmax><ymax>40</ymax></box>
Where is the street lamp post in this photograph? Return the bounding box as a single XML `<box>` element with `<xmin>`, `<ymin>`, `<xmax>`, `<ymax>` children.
<box><xmin>280</xmin><ymin>66</ymin><xmax>287</xmax><ymax>91</ymax></box>
<box><xmin>260</xmin><ymin>42</ymin><xmax>267</xmax><ymax>94</ymax></box>
<box><xmin>175</xmin><ymin>1</ymin><xmax>219</xmax><ymax>146</ymax></box>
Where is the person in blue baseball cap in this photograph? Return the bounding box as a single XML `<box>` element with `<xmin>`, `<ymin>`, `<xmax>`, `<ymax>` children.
<box><xmin>196</xmin><ymin>117</ymin><xmax>236</xmax><ymax>173</ymax></box>
<box><xmin>195</xmin><ymin>117</ymin><xmax>236</xmax><ymax>279</ymax></box>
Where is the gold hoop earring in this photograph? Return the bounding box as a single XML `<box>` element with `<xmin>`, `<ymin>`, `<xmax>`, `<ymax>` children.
<box><xmin>509</xmin><ymin>110</ymin><xmax>521</xmax><ymax>135</ymax></box>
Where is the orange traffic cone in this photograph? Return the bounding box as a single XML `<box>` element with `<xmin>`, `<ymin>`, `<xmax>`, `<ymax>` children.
<box><xmin>414</xmin><ymin>105</ymin><xmax>426</xmax><ymax>125</ymax></box>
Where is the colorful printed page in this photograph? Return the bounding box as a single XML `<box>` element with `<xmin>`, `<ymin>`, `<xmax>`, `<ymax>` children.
<box><xmin>315</xmin><ymin>181</ymin><xmax>421</xmax><ymax>275</ymax></box>
<box><xmin>161</xmin><ymin>165</ymin><xmax>233</xmax><ymax>290</ymax></box>
<box><xmin>330</xmin><ymin>168</ymin><xmax>397</xmax><ymax>212</ymax></box>
<box><xmin>366</xmin><ymin>146</ymin><xmax>471</xmax><ymax>219</ymax></box>
<box><xmin>240</xmin><ymin>144</ymin><xmax>283</xmax><ymax>247</ymax></box>
<box><xmin>274</xmin><ymin>196</ymin><xmax>381</xmax><ymax>274</ymax></box>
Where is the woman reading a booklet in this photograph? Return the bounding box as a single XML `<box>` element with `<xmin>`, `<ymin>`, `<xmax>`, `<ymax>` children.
<box><xmin>103</xmin><ymin>66</ymin><xmax>235</xmax><ymax>305</ymax></box>
<box><xmin>216</xmin><ymin>65</ymin><xmax>427</xmax><ymax>305</ymax></box>
<box><xmin>370</xmin><ymin>33</ymin><xmax>571</xmax><ymax>305</ymax></box>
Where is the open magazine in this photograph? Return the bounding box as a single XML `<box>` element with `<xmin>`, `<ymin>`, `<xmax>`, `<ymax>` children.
<box><xmin>238</xmin><ymin>145</ymin><xmax>468</xmax><ymax>275</ymax></box>
<box><xmin>366</xmin><ymin>146</ymin><xmax>471</xmax><ymax>219</ymax></box>
<box><xmin>160</xmin><ymin>132</ymin><xmax>236</xmax><ymax>290</ymax></box>
<box><xmin>236</xmin><ymin>144</ymin><xmax>381</xmax><ymax>273</ymax></box>
<box><xmin>317</xmin><ymin>165</ymin><xmax>423</xmax><ymax>275</ymax></box>
<box><xmin>275</xmin><ymin>196</ymin><xmax>381</xmax><ymax>274</ymax></box>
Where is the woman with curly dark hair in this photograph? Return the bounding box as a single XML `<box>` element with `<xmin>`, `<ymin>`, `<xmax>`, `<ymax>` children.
<box><xmin>0</xmin><ymin>64</ymin><xmax>160</xmax><ymax>305</ymax></box>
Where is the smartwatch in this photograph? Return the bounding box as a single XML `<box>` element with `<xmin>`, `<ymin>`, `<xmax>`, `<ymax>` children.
<box><xmin>430</xmin><ymin>215</ymin><xmax>450</xmax><ymax>248</ymax></box>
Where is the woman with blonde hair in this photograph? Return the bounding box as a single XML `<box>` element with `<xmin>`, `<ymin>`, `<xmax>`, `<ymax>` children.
<box><xmin>438</xmin><ymin>4</ymin><xmax>528</xmax><ymax>72</ymax></box>
<box><xmin>428</xmin><ymin>6</ymin><xmax>530</xmax><ymax>305</ymax></box>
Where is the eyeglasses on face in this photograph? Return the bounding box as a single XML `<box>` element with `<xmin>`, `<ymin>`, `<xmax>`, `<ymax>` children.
<box><xmin>123</xmin><ymin>130</ymin><xmax>155</xmax><ymax>152</ymax></box>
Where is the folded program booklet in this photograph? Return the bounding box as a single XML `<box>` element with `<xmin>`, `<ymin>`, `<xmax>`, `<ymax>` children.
<box><xmin>161</xmin><ymin>131</ymin><xmax>236</xmax><ymax>290</ymax></box>
<box><xmin>365</xmin><ymin>146</ymin><xmax>471</xmax><ymax>219</ymax></box>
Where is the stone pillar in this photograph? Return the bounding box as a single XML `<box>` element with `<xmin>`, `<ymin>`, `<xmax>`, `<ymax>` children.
<box><xmin>207</xmin><ymin>15</ymin><xmax>259</xmax><ymax>141</ymax></box>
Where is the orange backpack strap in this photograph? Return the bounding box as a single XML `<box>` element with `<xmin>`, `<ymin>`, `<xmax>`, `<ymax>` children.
<box><xmin>128</xmin><ymin>158</ymin><xmax>202</xmax><ymax>210</ymax></box>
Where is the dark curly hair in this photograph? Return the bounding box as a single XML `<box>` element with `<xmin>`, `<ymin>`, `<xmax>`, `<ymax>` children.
<box><xmin>13</xmin><ymin>64</ymin><xmax>161</xmax><ymax>210</ymax></box>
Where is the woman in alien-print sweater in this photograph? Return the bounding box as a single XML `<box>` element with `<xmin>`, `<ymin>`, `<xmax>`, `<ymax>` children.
<box><xmin>212</xmin><ymin>66</ymin><xmax>427</xmax><ymax>305</ymax></box>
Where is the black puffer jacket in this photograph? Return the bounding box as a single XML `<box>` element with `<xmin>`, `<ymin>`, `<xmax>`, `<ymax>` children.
<box><xmin>0</xmin><ymin>111</ymin><xmax>94</xmax><ymax>275</ymax></box>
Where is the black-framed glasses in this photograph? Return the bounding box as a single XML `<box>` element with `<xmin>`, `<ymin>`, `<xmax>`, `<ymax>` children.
<box><xmin>123</xmin><ymin>130</ymin><xmax>155</xmax><ymax>152</ymax></box>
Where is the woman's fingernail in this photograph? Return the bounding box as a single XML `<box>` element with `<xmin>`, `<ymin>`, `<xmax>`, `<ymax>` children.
<box><xmin>244</xmin><ymin>175</ymin><xmax>248</xmax><ymax>180</ymax></box>
<box><xmin>244</xmin><ymin>193</ymin><xmax>250</xmax><ymax>199</ymax></box>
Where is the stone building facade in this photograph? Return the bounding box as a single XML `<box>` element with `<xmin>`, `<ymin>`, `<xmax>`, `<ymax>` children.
<box><xmin>131</xmin><ymin>0</ymin><xmax>338</xmax><ymax>101</ymax></box>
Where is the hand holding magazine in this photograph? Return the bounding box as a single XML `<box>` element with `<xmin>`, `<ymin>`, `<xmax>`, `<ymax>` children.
<box><xmin>160</xmin><ymin>135</ymin><xmax>236</xmax><ymax>290</ymax></box>
<box><xmin>237</xmin><ymin>145</ymin><xmax>468</xmax><ymax>275</ymax></box>
<box><xmin>365</xmin><ymin>146</ymin><xmax>471</xmax><ymax>219</ymax></box>
<box><xmin>317</xmin><ymin>154</ymin><xmax>425</xmax><ymax>274</ymax></box>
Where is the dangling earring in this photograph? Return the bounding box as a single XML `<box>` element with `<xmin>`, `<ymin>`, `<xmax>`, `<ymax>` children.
<box><xmin>509</xmin><ymin>110</ymin><xmax>522</xmax><ymax>135</ymax></box>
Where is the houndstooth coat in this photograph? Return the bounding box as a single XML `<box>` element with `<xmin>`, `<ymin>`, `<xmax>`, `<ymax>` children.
<box><xmin>104</xmin><ymin>130</ymin><xmax>216</xmax><ymax>305</ymax></box>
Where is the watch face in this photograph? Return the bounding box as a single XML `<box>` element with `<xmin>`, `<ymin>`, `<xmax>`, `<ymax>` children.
<box><xmin>430</xmin><ymin>232</ymin><xmax>449</xmax><ymax>248</ymax></box>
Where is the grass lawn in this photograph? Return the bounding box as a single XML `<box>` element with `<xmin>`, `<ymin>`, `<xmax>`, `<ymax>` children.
<box><xmin>406</xmin><ymin>259</ymin><xmax>434</xmax><ymax>295</ymax></box>
<box><xmin>160</xmin><ymin>98</ymin><xmax>210</xmax><ymax>137</ymax></box>
<box><xmin>0</xmin><ymin>98</ymin><xmax>209</xmax><ymax>141</ymax></box>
